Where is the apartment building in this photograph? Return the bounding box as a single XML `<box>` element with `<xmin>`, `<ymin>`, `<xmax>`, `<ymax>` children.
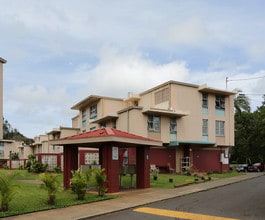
<box><xmin>70</xmin><ymin>80</ymin><xmax>235</xmax><ymax>173</ymax></box>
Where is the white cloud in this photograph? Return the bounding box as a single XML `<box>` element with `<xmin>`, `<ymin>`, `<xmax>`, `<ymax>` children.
<box><xmin>73</xmin><ymin>48</ymin><xmax>190</xmax><ymax>98</ymax></box>
<box><xmin>166</xmin><ymin>17</ymin><xmax>206</xmax><ymax>46</ymax></box>
<box><xmin>1</xmin><ymin>0</ymin><xmax>265</xmax><ymax>138</ymax></box>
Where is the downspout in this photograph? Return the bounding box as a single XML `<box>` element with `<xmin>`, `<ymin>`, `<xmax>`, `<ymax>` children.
<box><xmin>127</xmin><ymin>109</ymin><xmax>129</xmax><ymax>132</ymax></box>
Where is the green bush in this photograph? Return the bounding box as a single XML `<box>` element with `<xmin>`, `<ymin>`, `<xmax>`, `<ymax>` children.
<box><xmin>94</xmin><ymin>168</ymin><xmax>107</xmax><ymax>196</ymax></box>
<box><xmin>39</xmin><ymin>173</ymin><xmax>61</xmax><ymax>205</ymax></box>
<box><xmin>0</xmin><ymin>173</ymin><xmax>19</xmax><ymax>212</ymax></box>
<box><xmin>70</xmin><ymin>169</ymin><xmax>91</xmax><ymax>200</ymax></box>
<box><xmin>26</xmin><ymin>154</ymin><xmax>47</xmax><ymax>173</ymax></box>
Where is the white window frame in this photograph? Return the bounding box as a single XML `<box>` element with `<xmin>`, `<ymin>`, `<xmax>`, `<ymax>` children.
<box><xmin>170</xmin><ymin>117</ymin><xmax>177</xmax><ymax>134</ymax></box>
<box><xmin>202</xmin><ymin>93</ymin><xmax>208</xmax><ymax>108</ymax></box>
<box><xmin>216</xmin><ymin>120</ymin><xmax>225</xmax><ymax>136</ymax></box>
<box><xmin>148</xmin><ymin>115</ymin><xmax>160</xmax><ymax>132</ymax></box>
<box><xmin>202</xmin><ymin>119</ymin><xmax>208</xmax><ymax>135</ymax></box>
<box><xmin>82</xmin><ymin>109</ymin><xmax>86</xmax><ymax>128</ymax></box>
<box><xmin>90</xmin><ymin>104</ymin><xmax>97</xmax><ymax>119</ymax></box>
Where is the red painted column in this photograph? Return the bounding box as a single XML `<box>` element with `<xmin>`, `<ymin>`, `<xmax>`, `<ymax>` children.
<box><xmin>63</xmin><ymin>146</ymin><xmax>78</xmax><ymax>189</ymax></box>
<box><xmin>136</xmin><ymin>146</ymin><xmax>150</xmax><ymax>189</ymax></box>
<box><xmin>99</xmin><ymin>144</ymin><xmax>119</xmax><ymax>193</ymax></box>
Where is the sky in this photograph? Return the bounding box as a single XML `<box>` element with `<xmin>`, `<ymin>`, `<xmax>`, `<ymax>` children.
<box><xmin>1</xmin><ymin>0</ymin><xmax>265</xmax><ymax>138</ymax></box>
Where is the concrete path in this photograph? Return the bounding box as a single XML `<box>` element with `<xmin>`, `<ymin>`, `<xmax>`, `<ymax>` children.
<box><xmin>5</xmin><ymin>173</ymin><xmax>263</xmax><ymax>220</ymax></box>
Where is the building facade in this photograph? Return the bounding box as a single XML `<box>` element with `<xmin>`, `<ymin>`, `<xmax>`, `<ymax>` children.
<box><xmin>70</xmin><ymin>81</ymin><xmax>235</xmax><ymax>173</ymax></box>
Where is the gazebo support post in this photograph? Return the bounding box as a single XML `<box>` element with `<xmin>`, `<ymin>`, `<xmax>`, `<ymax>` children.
<box><xmin>99</xmin><ymin>144</ymin><xmax>120</xmax><ymax>193</ymax></box>
<box><xmin>63</xmin><ymin>146</ymin><xmax>78</xmax><ymax>189</ymax></box>
<box><xmin>136</xmin><ymin>146</ymin><xmax>150</xmax><ymax>189</ymax></box>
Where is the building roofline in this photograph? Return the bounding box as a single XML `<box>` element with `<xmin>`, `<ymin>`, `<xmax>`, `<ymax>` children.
<box><xmin>47</xmin><ymin>126</ymin><xmax>80</xmax><ymax>135</ymax></box>
<box><xmin>71</xmin><ymin>95</ymin><xmax>123</xmax><ymax>110</ymax></box>
<box><xmin>198</xmin><ymin>84</ymin><xmax>236</xmax><ymax>95</ymax></box>
<box><xmin>140</xmin><ymin>80</ymin><xmax>199</xmax><ymax>95</ymax></box>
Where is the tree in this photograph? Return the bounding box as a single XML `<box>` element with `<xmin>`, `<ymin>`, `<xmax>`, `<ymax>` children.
<box><xmin>3</xmin><ymin>118</ymin><xmax>34</xmax><ymax>145</ymax></box>
<box><xmin>234</xmin><ymin>90</ymin><xmax>251</xmax><ymax>114</ymax></box>
<box><xmin>232</xmin><ymin>95</ymin><xmax>265</xmax><ymax>164</ymax></box>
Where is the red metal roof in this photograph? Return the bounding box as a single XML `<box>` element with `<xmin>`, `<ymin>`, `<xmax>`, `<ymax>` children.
<box><xmin>60</xmin><ymin>127</ymin><xmax>161</xmax><ymax>143</ymax></box>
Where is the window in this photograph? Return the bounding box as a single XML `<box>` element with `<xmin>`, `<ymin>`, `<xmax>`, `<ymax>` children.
<box><xmin>202</xmin><ymin>119</ymin><xmax>208</xmax><ymax>135</ymax></box>
<box><xmin>170</xmin><ymin>117</ymin><xmax>177</xmax><ymax>134</ymax></box>
<box><xmin>90</xmin><ymin>104</ymin><xmax>97</xmax><ymax>119</ymax></box>
<box><xmin>100</xmin><ymin>123</ymin><xmax>106</xmax><ymax>128</ymax></box>
<box><xmin>216</xmin><ymin>95</ymin><xmax>225</xmax><ymax>110</ymax></box>
<box><xmin>202</xmin><ymin>93</ymin><xmax>208</xmax><ymax>108</ymax></box>
<box><xmin>0</xmin><ymin>142</ymin><xmax>4</xmax><ymax>156</ymax></box>
<box><xmin>82</xmin><ymin>109</ymin><xmax>86</xmax><ymax>128</ymax></box>
<box><xmin>112</xmin><ymin>120</ymin><xmax>116</xmax><ymax>129</ymax></box>
<box><xmin>148</xmin><ymin>115</ymin><xmax>160</xmax><ymax>132</ymax></box>
<box><xmin>155</xmin><ymin>88</ymin><xmax>169</xmax><ymax>104</ymax></box>
<box><xmin>216</xmin><ymin>121</ymin><xmax>224</xmax><ymax>136</ymax></box>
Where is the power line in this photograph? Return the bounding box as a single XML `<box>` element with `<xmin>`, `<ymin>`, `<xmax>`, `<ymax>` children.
<box><xmin>226</xmin><ymin>75</ymin><xmax>265</xmax><ymax>89</ymax></box>
<box><xmin>227</xmin><ymin>75</ymin><xmax>265</xmax><ymax>82</ymax></box>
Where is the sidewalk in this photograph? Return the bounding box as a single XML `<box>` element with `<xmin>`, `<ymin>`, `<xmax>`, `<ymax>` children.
<box><xmin>5</xmin><ymin>173</ymin><xmax>263</xmax><ymax>220</ymax></box>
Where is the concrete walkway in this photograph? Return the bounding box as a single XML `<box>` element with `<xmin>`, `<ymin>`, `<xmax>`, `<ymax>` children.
<box><xmin>5</xmin><ymin>173</ymin><xmax>263</xmax><ymax>220</ymax></box>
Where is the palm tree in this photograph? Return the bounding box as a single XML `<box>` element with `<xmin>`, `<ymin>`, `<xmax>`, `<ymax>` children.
<box><xmin>94</xmin><ymin>168</ymin><xmax>107</xmax><ymax>196</ymax></box>
<box><xmin>39</xmin><ymin>173</ymin><xmax>61</xmax><ymax>205</ymax></box>
<box><xmin>234</xmin><ymin>89</ymin><xmax>251</xmax><ymax>113</ymax></box>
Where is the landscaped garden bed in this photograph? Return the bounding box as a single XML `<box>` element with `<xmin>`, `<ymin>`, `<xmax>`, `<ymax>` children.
<box><xmin>0</xmin><ymin>169</ymin><xmax>243</xmax><ymax>218</ymax></box>
<box><xmin>0</xmin><ymin>169</ymin><xmax>115</xmax><ymax>218</ymax></box>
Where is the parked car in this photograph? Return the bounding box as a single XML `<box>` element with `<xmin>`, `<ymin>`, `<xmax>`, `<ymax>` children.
<box><xmin>248</xmin><ymin>163</ymin><xmax>265</xmax><ymax>172</ymax></box>
<box><xmin>236</xmin><ymin>164</ymin><xmax>249</xmax><ymax>172</ymax></box>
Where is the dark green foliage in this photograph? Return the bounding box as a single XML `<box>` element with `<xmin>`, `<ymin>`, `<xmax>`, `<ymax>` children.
<box><xmin>9</xmin><ymin>151</ymin><xmax>19</xmax><ymax>160</ymax></box>
<box><xmin>0</xmin><ymin>173</ymin><xmax>19</xmax><ymax>212</ymax></box>
<box><xmin>25</xmin><ymin>154</ymin><xmax>48</xmax><ymax>173</ymax></box>
<box><xmin>39</xmin><ymin>173</ymin><xmax>61</xmax><ymax>205</ymax></box>
<box><xmin>232</xmin><ymin>93</ymin><xmax>265</xmax><ymax>163</ymax></box>
<box><xmin>70</xmin><ymin>169</ymin><xmax>90</xmax><ymax>200</ymax></box>
<box><xmin>3</xmin><ymin>118</ymin><xmax>34</xmax><ymax>144</ymax></box>
<box><xmin>94</xmin><ymin>168</ymin><xmax>107</xmax><ymax>196</ymax></box>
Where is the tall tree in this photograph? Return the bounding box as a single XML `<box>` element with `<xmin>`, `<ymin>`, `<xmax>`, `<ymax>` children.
<box><xmin>2</xmin><ymin>118</ymin><xmax>34</xmax><ymax>145</ymax></box>
<box><xmin>234</xmin><ymin>90</ymin><xmax>251</xmax><ymax>113</ymax></box>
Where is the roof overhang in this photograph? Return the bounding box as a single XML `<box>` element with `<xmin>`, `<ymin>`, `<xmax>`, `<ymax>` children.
<box><xmin>71</xmin><ymin>95</ymin><xmax>123</xmax><ymax>110</ymax></box>
<box><xmin>198</xmin><ymin>85</ymin><xmax>236</xmax><ymax>96</ymax></box>
<box><xmin>50</xmin><ymin>127</ymin><xmax>162</xmax><ymax>148</ymax></box>
<box><xmin>167</xmin><ymin>140</ymin><xmax>216</xmax><ymax>147</ymax></box>
<box><xmin>92</xmin><ymin>114</ymin><xmax>118</xmax><ymax>124</ymax></box>
<box><xmin>142</xmin><ymin>107</ymin><xmax>189</xmax><ymax>117</ymax></box>
<box><xmin>50</xmin><ymin>136</ymin><xmax>162</xmax><ymax>147</ymax></box>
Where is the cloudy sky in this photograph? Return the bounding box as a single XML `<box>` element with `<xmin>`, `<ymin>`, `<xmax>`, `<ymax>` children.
<box><xmin>1</xmin><ymin>0</ymin><xmax>265</xmax><ymax>138</ymax></box>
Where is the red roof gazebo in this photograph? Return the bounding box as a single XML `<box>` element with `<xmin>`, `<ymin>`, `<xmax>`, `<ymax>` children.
<box><xmin>50</xmin><ymin>127</ymin><xmax>162</xmax><ymax>193</ymax></box>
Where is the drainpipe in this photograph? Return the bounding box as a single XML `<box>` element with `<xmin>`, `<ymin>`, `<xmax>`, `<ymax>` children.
<box><xmin>127</xmin><ymin>109</ymin><xmax>129</xmax><ymax>132</ymax></box>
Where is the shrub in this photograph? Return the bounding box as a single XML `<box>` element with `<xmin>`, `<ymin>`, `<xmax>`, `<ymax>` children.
<box><xmin>70</xmin><ymin>169</ymin><xmax>91</xmax><ymax>200</ymax></box>
<box><xmin>0</xmin><ymin>173</ymin><xmax>19</xmax><ymax>212</ymax></box>
<box><xmin>39</xmin><ymin>173</ymin><xmax>61</xmax><ymax>205</ymax></box>
<box><xmin>26</xmin><ymin>154</ymin><xmax>47</xmax><ymax>173</ymax></box>
<box><xmin>54</xmin><ymin>166</ymin><xmax>61</xmax><ymax>173</ymax></box>
<box><xmin>93</xmin><ymin>168</ymin><xmax>107</xmax><ymax>196</ymax></box>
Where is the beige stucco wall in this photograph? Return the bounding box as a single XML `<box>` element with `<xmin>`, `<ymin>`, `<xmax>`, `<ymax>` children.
<box><xmin>71</xmin><ymin>81</ymin><xmax>235</xmax><ymax>148</ymax></box>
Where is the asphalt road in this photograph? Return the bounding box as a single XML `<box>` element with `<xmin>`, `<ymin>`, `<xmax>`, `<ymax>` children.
<box><xmin>88</xmin><ymin>175</ymin><xmax>265</xmax><ymax>220</ymax></box>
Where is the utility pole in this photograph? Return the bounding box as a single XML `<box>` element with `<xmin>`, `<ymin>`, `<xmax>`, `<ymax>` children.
<box><xmin>225</xmin><ymin>77</ymin><xmax>228</xmax><ymax>89</ymax></box>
